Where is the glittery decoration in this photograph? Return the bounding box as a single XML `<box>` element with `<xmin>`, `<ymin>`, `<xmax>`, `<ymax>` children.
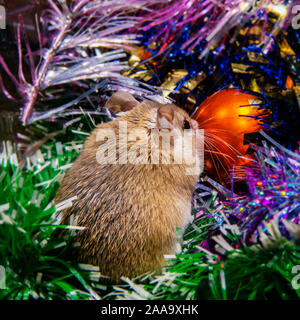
<box><xmin>197</xmin><ymin>131</ymin><xmax>300</xmax><ymax>255</ymax></box>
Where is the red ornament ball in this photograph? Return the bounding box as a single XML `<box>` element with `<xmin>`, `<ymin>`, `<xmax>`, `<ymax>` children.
<box><xmin>192</xmin><ymin>88</ymin><xmax>266</xmax><ymax>183</ymax></box>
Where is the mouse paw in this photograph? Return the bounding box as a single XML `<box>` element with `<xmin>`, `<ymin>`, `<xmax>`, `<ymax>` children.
<box><xmin>175</xmin><ymin>242</ymin><xmax>182</xmax><ymax>254</ymax></box>
<box><xmin>187</xmin><ymin>213</ymin><xmax>194</xmax><ymax>224</ymax></box>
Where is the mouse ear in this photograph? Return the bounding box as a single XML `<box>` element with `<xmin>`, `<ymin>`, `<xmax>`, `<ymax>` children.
<box><xmin>105</xmin><ymin>91</ymin><xmax>139</xmax><ymax>113</ymax></box>
<box><xmin>157</xmin><ymin>104</ymin><xmax>174</xmax><ymax>129</ymax></box>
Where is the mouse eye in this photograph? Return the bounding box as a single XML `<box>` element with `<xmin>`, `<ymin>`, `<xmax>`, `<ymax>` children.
<box><xmin>183</xmin><ymin>120</ymin><xmax>191</xmax><ymax>130</ymax></box>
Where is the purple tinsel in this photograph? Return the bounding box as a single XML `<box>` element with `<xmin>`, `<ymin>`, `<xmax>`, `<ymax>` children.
<box><xmin>198</xmin><ymin>131</ymin><xmax>300</xmax><ymax>254</ymax></box>
<box><xmin>231</xmin><ymin>131</ymin><xmax>300</xmax><ymax>243</ymax></box>
<box><xmin>136</xmin><ymin>0</ymin><xmax>295</xmax><ymax>57</ymax></box>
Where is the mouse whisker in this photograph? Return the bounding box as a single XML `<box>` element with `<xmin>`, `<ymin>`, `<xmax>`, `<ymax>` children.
<box><xmin>203</xmin><ymin>138</ymin><xmax>229</xmax><ymax>180</ymax></box>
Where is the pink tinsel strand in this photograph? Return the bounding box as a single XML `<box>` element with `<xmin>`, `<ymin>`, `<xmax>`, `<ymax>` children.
<box><xmin>135</xmin><ymin>0</ymin><xmax>294</xmax><ymax>55</ymax></box>
<box><xmin>1</xmin><ymin>0</ymin><xmax>163</xmax><ymax>125</ymax></box>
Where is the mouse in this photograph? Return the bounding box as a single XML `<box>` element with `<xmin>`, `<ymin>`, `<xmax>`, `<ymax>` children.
<box><xmin>54</xmin><ymin>91</ymin><xmax>203</xmax><ymax>282</ymax></box>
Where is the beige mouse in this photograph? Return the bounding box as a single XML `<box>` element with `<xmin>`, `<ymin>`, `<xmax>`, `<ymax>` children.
<box><xmin>54</xmin><ymin>91</ymin><xmax>203</xmax><ymax>282</ymax></box>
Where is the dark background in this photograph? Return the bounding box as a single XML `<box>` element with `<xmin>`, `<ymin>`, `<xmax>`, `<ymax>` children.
<box><xmin>0</xmin><ymin>1</ymin><xmax>47</xmax><ymax>139</ymax></box>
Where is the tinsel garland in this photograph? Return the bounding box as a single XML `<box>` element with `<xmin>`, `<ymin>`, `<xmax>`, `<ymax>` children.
<box><xmin>1</xmin><ymin>0</ymin><xmax>299</xmax><ymax>134</ymax></box>
<box><xmin>126</xmin><ymin>0</ymin><xmax>300</xmax><ymax>151</ymax></box>
<box><xmin>198</xmin><ymin>131</ymin><xmax>300</xmax><ymax>256</ymax></box>
<box><xmin>0</xmin><ymin>0</ymin><xmax>165</xmax><ymax>125</ymax></box>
